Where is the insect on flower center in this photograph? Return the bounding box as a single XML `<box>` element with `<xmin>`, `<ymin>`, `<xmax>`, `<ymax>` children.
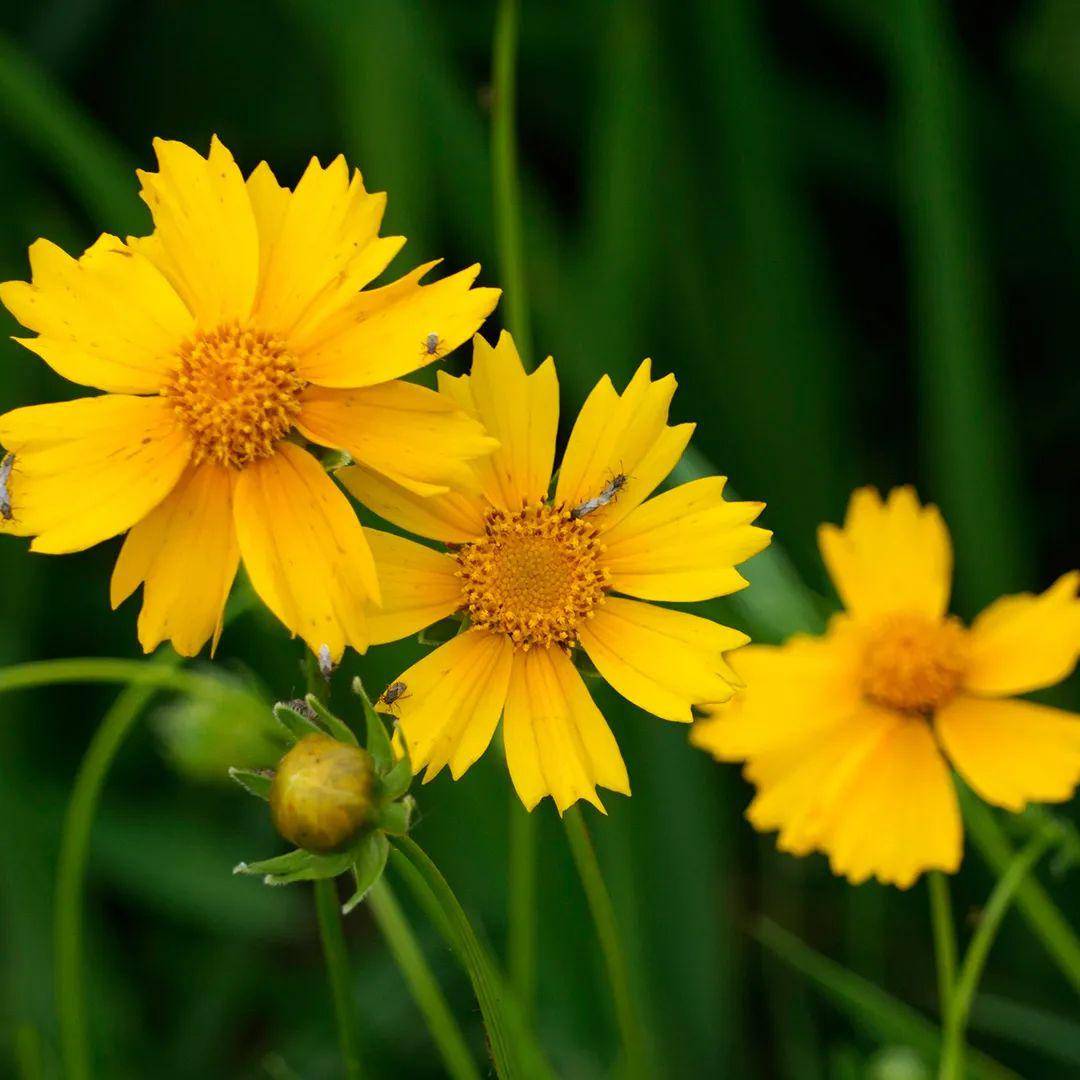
<box><xmin>861</xmin><ymin>612</ymin><xmax>968</xmax><ymax>714</ymax></box>
<box><xmin>454</xmin><ymin>504</ymin><xmax>611</xmax><ymax>650</ymax></box>
<box><xmin>163</xmin><ymin>324</ymin><xmax>306</xmax><ymax>469</ymax></box>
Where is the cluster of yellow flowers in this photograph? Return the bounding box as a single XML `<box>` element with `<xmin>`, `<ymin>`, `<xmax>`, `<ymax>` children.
<box><xmin>2</xmin><ymin>138</ymin><xmax>1079</xmax><ymax>891</ymax></box>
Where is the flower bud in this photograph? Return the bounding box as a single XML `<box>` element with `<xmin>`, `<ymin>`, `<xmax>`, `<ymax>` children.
<box><xmin>269</xmin><ymin>734</ymin><xmax>376</xmax><ymax>853</ymax></box>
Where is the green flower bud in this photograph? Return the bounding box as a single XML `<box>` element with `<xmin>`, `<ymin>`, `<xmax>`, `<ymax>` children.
<box><xmin>269</xmin><ymin>734</ymin><xmax>376</xmax><ymax>853</ymax></box>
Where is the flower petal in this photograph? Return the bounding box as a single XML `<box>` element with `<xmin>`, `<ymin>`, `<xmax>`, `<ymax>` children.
<box><xmin>392</xmin><ymin>629</ymin><xmax>514</xmax><ymax>782</ymax></box>
<box><xmin>602</xmin><ymin>476</ymin><xmax>771</xmax><ymax>602</ymax></box>
<box><xmin>936</xmin><ymin>695</ymin><xmax>1080</xmax><ymax>812</ymax></box>
<box><xmin>818</xmin><ymin>486</ymin><xmax>952</xmax><ymax>620</ymax></box>
<box><xmin>503</xmin><ymin>645</ymin><xmax>629</xmax><ymax>813</ymax></box>
<box><xmin>292</xmin><ymin>261</ymin><xmax>500</xmax><ymax>388</ymax></box>
<box><xmin>806</xmin><ymin>713</ymin><xmax>960</xmax><ymax>889</ymax></box>
<box><xmin>0</xmin><ymin>236</ymin><xmax>193</xmax><ymax>394</ymax></box>
<box><xmin>363</xmin><ymin>529</ymin><xmax>462</xmax><ymax>646</ymax></box>
<box><xmin>111</xmin><ymin>462</ymin><xmax>238</xmax><ymax>656</ymax></box>
<box><xmin>134</xmin><ymin>136</ymin><xmax>259</xmax><ymax>324</ymax></box>
<box><xmin>246</xmin><ymin>156</ymin><xmax>403</xmax><ymax>339</ymax></box>
<box><xmin>337</xmin><ymin>464</ymin><xmax>487</xmax><ymax>544</ymax></box>
<box><xmin>963</xmin><ymin>572</ymin><xmax>1080</xmax><ymax>697</ymax></box>
<box><xmin>0</xmin><ymin>395</ymin><xmax>190</xmax><ymax>553</ymax></box>
<box><xmin>296</xmin><ymin>379</ymin><xmax>497</xmax><ymax>497</ymax></box>
<box><xmin>436</xmin><ymin>332</ymin><xmax>558</xmax><ymax>508</ymax></box>
<box><xmin>578</xmin><ymin>597</ymin><xmax>748</xmax><ymax>722</ymax></box>
<box><xmin>233</xmin><ymin>443</ymin><xmax>376</xmax><ymax>658</ymax></box>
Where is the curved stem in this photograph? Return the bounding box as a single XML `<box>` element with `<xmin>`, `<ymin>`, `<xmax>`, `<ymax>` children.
<box><xmin>0</xmin><ymin>658</ymin><xmax>238</xmax><ymax>701</ymax></box>
<box><xmin>391</xmin><ymin>836</ymin><xmax>536</xmax><ymax>1080</ymax></box>
<box><xmin>491</xmin><ymin>0</ymin><xmax>531</xmax><ymax>358</ymax></box>
<box><xmin>314</xmin><ymin>878</ymin><xmax>364</xmax><ymax>1079</ymax></box>
<box><xmin>928</xmin><ymin>872</ymin><xmax>956</xmax><ymax>1021</ymax></box>
<box><xmin>939</xmin><ymin>825</ymin><xmax>1059</xmax><ymax>1080</ymax></box>
<box><xmin>562</xmin><ymin>807</ymin><xmax>649</xmax><ymax>1078</ymax></box>
<box><xmin>55</xmin><ymin>678</ymin><xmax>168</xmax><ymax>1080</ymax></box>
<box><xmin>368</xmin><ymin>878</ymin><xmax>481</xmax><ymax>1080</ymax></box>
<box><xmin>962</xmin><ymin>788</ymin><xmax>1080</xmax><ymax>994</ymax></box>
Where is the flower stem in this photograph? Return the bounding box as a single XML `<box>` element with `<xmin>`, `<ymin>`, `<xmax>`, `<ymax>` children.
<box><xmin>491</xmin><ymin>0</ymin><xmax>531</xmax><ymax>359</ymax></box>
<box><xmin>939</xmin><ymin>824</ymin><xmax>1060</xmax><ymax>1080</ymax></box>
<box><xmin>961</xmin><ymin>787</ymin><xmax>1080</xmax><ymax>994</ymax></box>
<box><xmin>367</xmin><ymin>878</ymin><xmax>481</xmax><ymax>1080</ymax></box>
<box><xmin>314</xmin><ymin>878</ymin><xmax>364</xmax><ymax>1080</ymax></box>
<box><xmin>507</xmin><ymin>798</ymin><xmax>537</xmax><ymax>1020</ymax></box>
<box><xmin>390</xmin><ymin>833</ymin><xmax>520</xmax><ymax>1080</ymax></box>
<box><xmin>562</xmin><ymin>807</ymin><xmax>650</xmax><ymax>1078</ymax></box>
<box><xmin>55</xmin><ymin>677</ymin><xmax>169</xmax><ymax>1080</ymax></box>
<box><xmin>928</xmin><ymin>871</ymin><xmax>957</xmax><ymax>1021</ymax></box>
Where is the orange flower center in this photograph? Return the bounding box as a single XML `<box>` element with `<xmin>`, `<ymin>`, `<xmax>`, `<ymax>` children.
<box><xmin>163</xmin><ymin>324</ymin><xmax>306</xmax><ymax>469</ymax></box>
<box><xmin>861</xmin><ymin>612</ymin><xmax>968</xmax><ymax>714</ymax></box>
<box><xmin>454</xmin><ymin>503</ymin><xmax>610</xmax><ymax>649</ymax></box>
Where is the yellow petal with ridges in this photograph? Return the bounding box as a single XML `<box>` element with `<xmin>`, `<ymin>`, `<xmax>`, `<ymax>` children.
<box><xmin>0</xmin><ymin>395</ymin><xmax>190</xmax><ymax>553</ymax></box>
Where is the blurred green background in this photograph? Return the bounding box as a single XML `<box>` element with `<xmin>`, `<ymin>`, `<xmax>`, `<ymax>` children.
<box><xmin>2</xmin><ymin>1</ymin><xmax>1079</xmax><ymax>1077</ymax></box>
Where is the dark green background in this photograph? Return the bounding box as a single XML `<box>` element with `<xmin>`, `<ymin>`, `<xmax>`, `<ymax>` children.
<box><xmin>1</xmin><ymin>1</ymin><xmax>1078</xmax><ymax>1077</ymax></box>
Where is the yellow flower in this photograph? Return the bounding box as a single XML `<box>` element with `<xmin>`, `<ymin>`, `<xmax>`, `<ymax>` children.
<box><xmin>341</xmin><ymin>332</ymin><xmax>771</xmax><ymax>812</ymax></box>
<box><xmin>692</xmin><ymin>486</ymin><xmax>1080</xmax><ymax>889</ymax></box>
<box><xmin>0</xmin><ymin>137</ymin><xmax>499</xmax><ymax>658</ymax></box>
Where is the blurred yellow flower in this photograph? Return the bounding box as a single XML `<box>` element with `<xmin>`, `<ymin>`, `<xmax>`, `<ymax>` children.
<box><xmin>341</xmin><ymin>332</ymin><xmax>770</xmax><ymax>812</ymax></box>
<box><xmin>693</xmin><ymin>486</ymin><xmax>1080</xmax><ymax>888</ymax></box>
<box><xmin>0</xmin><ymin>137</ymin><xmax>499</xmax><ymax>658</ymax></box>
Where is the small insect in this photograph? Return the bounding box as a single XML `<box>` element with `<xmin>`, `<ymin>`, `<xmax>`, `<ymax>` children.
<box><xmin>378</xmin><ymin>681</ymin><xmax>410</xmax><ymax>713</ymax></box>
<box><xmin>0</xmin><ymin>452</ymin><xmax>13</xmax><ymax>521</ymax></box>
<box><xmin>317</xmin><ymin>643</ymin><xmax>335</xmax><ymax>681</ymax></box>
<box><xmin>570</xmin><ymin>470</ymin><xmax>629</xmax><ymax>519</ymax></box>
<box><xmin>422</xmin><ymin>332</ymin><xmax>440</xmax><ymax>357</ymax></box>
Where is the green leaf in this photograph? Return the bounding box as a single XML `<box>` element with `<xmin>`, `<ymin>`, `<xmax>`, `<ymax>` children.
<box><xmin>227</xmin><ymin>766</ymin><xmax>273</xmax><ymax>801</ymax></box>
<box><xmin>236</xmin><ymin>846</ymin><xmax>357</xmax><ymax>886</ymax></box>
<box><xmin>378</xmin><ymin>750</ymin><xmax>412</xmax><ymax>804</ymax></box>
<box><xmin>303</xmin><ymin>693</ymin><xmax>359</xmax><ymax>746</ymax></box>
<box><xmin>233</xmin><ymin>848</ymin><xmax>313</xmax><ymax>878</ymax></box>
<box><xmin>377</xmin><ymin>796</ymin><xmax>415</xmax><ymax>837</ymax></box>
<box><xmin>352</xmin><ymin>676</ymin><xmax>394</xmax><ymax>773</ymax></box>
<box><xmin>342</xmin><ymin>833</ymin><xmax>389</xmax><ymax>914</ymax></box>
<box><xmin>272</xmin><ymin>700</ymin><xmax>321</xmax><ymax>743</ymax></box>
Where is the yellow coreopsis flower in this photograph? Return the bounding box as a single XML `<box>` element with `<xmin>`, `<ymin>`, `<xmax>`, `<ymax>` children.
<box><xmin>341</xmin><ymin>332</ymin><xmax>771</xmax><ymax>812</ymax></box>
<box><xmin>693</xmin><ymin>486</ymin><xmax>1080</xmax><ymax>888</ymax></box>
<box><xmin>0</xmin><ymin>137</ymin><xmax>499</xmax><ymax>658</ymax></box>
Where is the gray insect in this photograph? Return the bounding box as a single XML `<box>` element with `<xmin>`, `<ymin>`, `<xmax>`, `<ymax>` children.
<box><xmin>422</xmin><ymin>332</ymin><xmax>440</xmax><ymax>357</ymax></box>
<box><xmin>570</xmin><ymin>470</ymin><xmax>629</xmax><ymax>520</ymax></box>
<box><xmin>317</xmin><ymin>643</ymin><xmax>335</xmax><ymax>681</ymax></box>
<box><xmin>0</xmin><ymin>452</ymin><xmax>13</xmax><ymax>521</ymax></box>
<box><xmin>378</xmin><ymin>681</ymin><xmax>410</xmax><ymax>714</ymax></box>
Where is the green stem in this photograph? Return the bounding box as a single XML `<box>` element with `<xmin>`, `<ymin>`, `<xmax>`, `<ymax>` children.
<box><xmin>939</xmin><ymin>826</ymin><xmax>1060</xmax><ymax>1080</ymax></box>
<box><xmin>962</xmin><ymin>789</ymin><xmax>1080</xmax><ymax>994</ymax></box>
<box><xmin>368</xmin><ymin>878</ymin><xmax>481</xmax><ymax>1080</ymax></box>
<box><xmin>562</xmin><ymin>807</ymin><xmax>649</xmax><ymax>1078</ymax></box>
<box><xmin>0</xmin><ymin>658</ymin><xmax>240</xmax><ymax>702</ymax></box>
<box><xmin>390</xmin><ymin>836</ymin><xmax>521</xmax><ymax>1080</ymax></box>
<box><xmin>507</xmin><ymin>798</ymin><xmax>537</xmax><ymax>1021</ymax></box>
<box><xmin>928</xmin><ymin>872</ymin><xmax>957</xmax><ymax>1021</ymax></box>
<box><xmin>314</xmin><ymin>878</ymin><xmax>363</xmax><ymax>1080</ymax></box>
<box><xmin>491</xmin><ymin>0</ymin><xmax>531</xmax><ymax>358</ymax></box>
<box><xmin>54</xmin><ymin>662</ymin><xmax>178</xmax><ymax>1080</ymax></box>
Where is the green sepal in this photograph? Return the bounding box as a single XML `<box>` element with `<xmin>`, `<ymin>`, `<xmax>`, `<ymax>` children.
<box><xmin>234</xmin><ymin>848</ymin><xmax>313</xmax><ymax>878</ymax></box>
<box><xmin>235</xmin><ymin>846</ymin><xmax>358</xmax><ymax>886</ymax></box>
<box><xmin>341</xmin><ymin>833</ymin><xmax>389</xmax><ymax>914</ymax></box>
<box><xmin>418</xmin><ymin>617</ymin><xmax>463</xmax><ymax>646</ymax></box>
<box><xmin>228</xmin><ymin>766</ymin><xmax>273</xmax><ymax>801</ymax></box>
<box><xmin>377</xmin><ymin>746</ymin><xmax>412</xmax><ymax>803</ymax></box>
<box><xmin>303</xmin><ymin>693</ymin><xmax>359</xmax><ymax>746</ymax></box>
<box><xmin>377</xmin><ymin>795</ymin><xmax>415</xmax><ymax>837</ymax></box>
<box><xmin>352</xmin><ymin>677</ymin><xmax>394</xmax><ymax>773</ymax></box>
<box><xmin>272</xmin><ymin>700</ymin><xmax>321</xmax><ymax>743</ymax></box>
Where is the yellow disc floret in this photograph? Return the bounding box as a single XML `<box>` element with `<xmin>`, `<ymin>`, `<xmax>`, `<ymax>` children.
<box><xmin>455</xmin><ymin>503</ymin><xmax>610</xmax><ymax>650</ymax></box>
<box><xmin>269</xmin><ymin>734</ymin><xmax>375</xmax><ymax>853</ymax></box>
<box><xmin>861</xmin><ymin>612</ymin><xmax>969</xmax><ymax>714</ymax></box>
<box><xmin>163</xmin><ymin>323</ymin><xmax>305</xmax><ymax>469</ymax></box>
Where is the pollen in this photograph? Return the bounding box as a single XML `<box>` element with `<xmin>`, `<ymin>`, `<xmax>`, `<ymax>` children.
<box><xmin>163</xmin><ymin>324</ymin><xmax>306</xmax><ymax>469</ymax></box>
<box><xmin>455</xmin><ymin>503</ymin><xmax>611</xmax><ymax>650</ymax></box>
<box><xmin>861</xmin><ymin>612</ymin><xmax>969</xmax><ymax>714</ymax></box>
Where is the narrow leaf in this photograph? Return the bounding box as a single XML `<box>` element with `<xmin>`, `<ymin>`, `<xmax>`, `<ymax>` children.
<box><xmin>228</xmin><ymin>766</ymin><xmax>273</xmax><ymax>801</ymax></box>
<box><xmin>266</xmin><ymin>850</ymin><xmax>357</xmax><ymax>886</ymax></box>
<box><xmin>272</xmin><ymin>700</ymin><xmax>321</xmax><ymax>743</ymax></box>
<box><xmin>352</xmin><ymin>676</ymin><xmax>394</xmax><ymax>772</ymax></box>
<box><xmin>234</xmin><ymin>849</ymin><xmax>313</xmax><ymax>878</ymax></box>
<box><xmin>342</xmin><ymin>833</ymin><xmax>390</xmax><ymax>915</ymax></box>
<box><xmin>303</xmin><ymin>693</ymin><xmax>359</xmax><ymax>746</ymax></box>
